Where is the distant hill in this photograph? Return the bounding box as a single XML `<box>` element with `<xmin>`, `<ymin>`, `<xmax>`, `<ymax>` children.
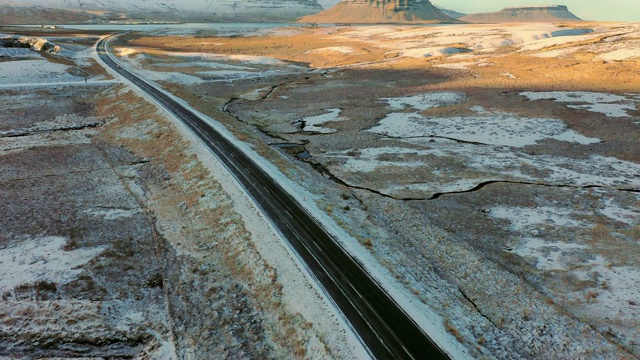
<box><xmin>298</xmin><ymin>0</ymin><xmax>460</xmax><ymax>24</ymax></box>
<box><xmin>461</xmin><ymin>5</ymin><xmax>582</xmax><ymax>23</ymax></box>
<box><xmin>434</xmin><ymin>4</ymin><xmax>466</xmax><ymax>19</ymax></box>
<box><xmin>0</xmin><ymin>0</ymin><xmax>324</xmax><ymax>24</ymax></box>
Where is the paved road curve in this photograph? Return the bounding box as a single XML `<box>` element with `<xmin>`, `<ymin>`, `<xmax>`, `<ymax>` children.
<box><xmin>97</xmin><ymin>35</ymin><xmax>450</xmax><ymax>360</ymax></box>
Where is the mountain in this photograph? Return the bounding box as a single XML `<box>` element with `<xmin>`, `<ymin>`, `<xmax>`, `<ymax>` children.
<box><xmin>0</xmin><ymin>0</ymin><xmax>324</xmax><ymax>24</ymax></box>
<box><xmin>317</xmin><ymin>0</ymin><xmax>340</xmax><ymax>9</ymax></box>
<box><xmin>298</xmin><ymin>0</ymin><xmax>460</xmax><ymax>24</ymax></box>
<box><xmin>460</xmin><ymin>5</ymin><xmax>582</xmax><ymax>23</ymax></box>
<box><xmin>434</xmin><ymin>4</ymin><xmax>466</xmax><ymax>19</ymax></box>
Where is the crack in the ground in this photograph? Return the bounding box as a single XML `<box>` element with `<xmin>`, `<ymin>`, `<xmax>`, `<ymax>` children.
<box><xmin>301</xmin><ymin>158</ymin><xmax>640</xmax><ymax>201</ymax></box>
<box><xmin>260</xmin><ymin>79</ymin><xmax>296</xmax><ymax>100</ymax></box>
<box><xmin>427</xmin><ymin>180</ymin><xmax>640</xmax><ymax>200</ymax></box>
<box><xmin>457</xmin><ymin>286</ymin><xmax>499</xmax><ymax>327</ymax></box>
<box><xmin>380</xmin><ymin>133</ymin><xmax>492</xmax><ymax>146</ymax></box>
<box><xmin>0</xmin><ymin>122</ymin><xmax>102</xmax><ymax>138</ymax></box>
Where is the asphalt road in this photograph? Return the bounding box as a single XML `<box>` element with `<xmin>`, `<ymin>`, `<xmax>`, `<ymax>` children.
<box><xmin>96</xmin><ymin>35</ymin><xmax>450</xmax><ymax>360</ymax></box>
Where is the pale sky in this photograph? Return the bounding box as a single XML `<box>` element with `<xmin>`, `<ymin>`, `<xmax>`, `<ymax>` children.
<box><xmin>433</xmin><ymin>1</ymin><xmax>640</xmax><ymax>22</ymax></box>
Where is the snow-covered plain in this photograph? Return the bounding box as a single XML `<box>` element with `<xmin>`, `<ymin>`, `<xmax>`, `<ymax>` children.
<box><xmin>368</xmin><ymin>111</ymin><xmax>600</xmax><ymax>147</ymax></box>
<box><xmin>318</xmin><ymin>91</ymin><xmax>639</xmax><ymax>199</ymax></box>
<box><xmin>0</xmin><ymin>59</ymin><xmax>82</xmax><ymax>85</ymax></box>
<box><xmin>335</xmin><ymin>22</ymin><xmax>640</xmax><ymax>63</ymax></box>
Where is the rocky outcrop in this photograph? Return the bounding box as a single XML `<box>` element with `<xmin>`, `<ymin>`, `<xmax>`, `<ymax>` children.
<box><xmin>0</xmin><ymin>0</ymin><xmax>324</xmax><ymax>23</ymax></box>
<box><xmin>461</xmin><ymin>5</ymin><xmax>582</xmax><ymax>23</ymax></box>
<box><xmin>0</xmin><ymin>35</ymin><xmax>61</xmax><ymax>53</ymax></box>
<box><xmin>298</xmin><ymin>0</ymin><xmax>460</xmax><ymax>24</ymax></box>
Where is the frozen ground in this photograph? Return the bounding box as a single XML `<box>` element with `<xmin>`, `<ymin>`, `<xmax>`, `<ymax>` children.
<box><xmin>90</xmin><ymin>24</ymin><xmax>640</xmax><ymax>358</ymax></box>
<box><xmin>114</xmin><ymin>48</ymin><xmax>302</xmax><ymax>84</ymax></box>
<box><xmin>0</xmin><ymin>59</ymin><xmax>82</xmax><ymax>84</ymax></box>
<box><xmin>0</xmin><ymin>237</ymin><xmax>105</xmax><ymax>293</ymax></box>
<box><xmin>332</xmin><ymin>22</ymin><xmax>640</xmax><ymax>65</ymax></box>
<box><xmin>311</xmin><ymin>92</ymin><xmax>637</xmax><ymax>199</ymax></box>
<box><xmin>0</xmin><ymin>31</ymin><xmax>366</xmax><ymax>359</ymax></box>
<box><xmin>298</xmin><ymin>108</ymin><xmax>346</xmax><ymax>133</ymax></box>
<box><xmin>521</xmin><ymin>91</ymin><xmax>640</xmax><ymax>118</ymax></box>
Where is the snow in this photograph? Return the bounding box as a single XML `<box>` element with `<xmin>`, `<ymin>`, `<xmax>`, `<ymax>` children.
<box><xmin>240</xmin><ymin>86</ymin><xmax>273</xmax><ymax>100</ymax></box>
<box><xmin>0</xmin><ymin>237</ymin><xmax>105</xmax><ymax>292</ymax></box>
<box><xmin>326</xmin><ymin>139</ymin><xmax>640</xmax><ymax>197</ymax></box>
<box><xmin>367</xmin><ymin>111</ymin><xmax>600</xmax><ymax>147</ymax></box>
<box><xmin>593</xmin><ymin>48</ymin><xmax>640</xmax><ymax>62</ymax></box>
<box><xmin>154</xmin><ymin>98</ymin><xmax>372</xmax><ymax>360</ymax></box>
<box><xmin>83</xmin><ymin>208</ymin><xmax>141</xmax><ymax>220</ymax></box>
<box><xmin>397</xmin><ymin>47</ymin><xmax>472</xmax><ymax>59</ymax></box>
<box><xmin>96</xmin><ymin>43</ymin><xmax>373</xmax><ymax>358</ymax></box>
<box><xmin>114</xmin><ymin>47</ymin><xmax>304</xmax><ymax>85</ymax></box>
<box><xmin>172</xmin><ymin>52</ymin><xmax>287</xmax><ymax>66</ymax></box>
<box><xmin>598</xmin><ymin>198</ymin><xmax>640</xmax><ymax>225</ymax></box>
<box><xmin>490</xmin><ymin>206</ymin><xmax>591</xmax><ymax>231</ymax></box>
<box><xmin>380</xmin><ymin>92</ymin><xmax>466</xmax><ymax>111</ymax></box>
<box><xmin>572</xmin><ymin>259</ymin><xmax>640</xmax><ymax>322</ymax></box>
<box><xmin>330</xmin><ymin>146</ymin><xmax>440</xmax><ymax>173</ymax></box>
<box><xmin>299</xmin><ymin>108</ymin><xmax>346</xmax><ymax>134</ymax></box>
<box><xmin>0</xmin><ymin>59</ymin><xmax>82</xmax><ymax>85</ymax></box>
<box><xmin>521</xmin><ymin>91</ymin><xmax>639</xmax><ymax>118</ymax></box>
<box><xmin>153</xmin><ymin>61</ymin><xmax>252</xmax><ymax>70</ymax></box>
<box><xmin>0</xmin><ymin>47</ymin><xmax>42</xmax><ymax>58</ymax></box>
<box><xmin>514</xmin><ymin>237</ymin><xmax>589</xmax><ymax>271</ymax></box>
<box><xmin>305</xmin><ymin>46</ymin><xmax>359</xmax><ymax>55</ymax></box>
<box><xmin>114</xmin><ymin>71</ymin><xmax>471</xmax><ymax>360</ymax></box>
<box><xmin>197</xmin><ymin>70</ymin><xmax>259</xmax><ymax>80</ymax></box>
<box><xmin>335</xmin><ymin>23</ymin><xmax>640</xmax><ymax>73</ymax></box>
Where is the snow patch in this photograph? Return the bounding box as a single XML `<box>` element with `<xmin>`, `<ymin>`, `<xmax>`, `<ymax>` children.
<box><xmin>521</xmin><ymin>91</ymin><xmax>638</xmax><ymax>118</ymax></box>
<box><xmin>326</xmin><ymin>140</ymin><xmax>640</xmax><ymax>197</ymax></box>
<box><xmin>598</xmin><ymin>198</ymin><xmax>640</xmax><ymax>225</ymax></box>
<box><xmin>0</xmin><ymin>237</ymin><xmax>105</xmax><ymax>292</ymax></box>
<box><xmin>572</xmin><ymin>260</ymin><xmax>640</xmax><ymax>321</ymax></box>
<box><xmin>368</xmin><ymin>111</ymin><xmax>600</xmax><ymax>147</ymax></box>
<box><xmin>298</xmin><ymin>108</ymin><xmax>346</xmax><ymax>134</ymax></box>
<box><xmin>83</xmin><ymin>208</ymin><xmax>141</xmax><ymax>220</ymax></box>
<box><xmin>380</xmin><ymin>92</ymin><xmax>466</xmax><ymax>111</ymax></box>
<box><xmin>305</xmin><ymin>46</ymin><xmax>358</xmax><ymax>55</ymax></box>
<box><xmin>490</xmin><ymin>206</ymin><xmax>591</xmax><ymax>231</ymax></box>
<box><xmin>513</xmin><ymin>237</ymin><xmax>588</xmax><ymax>271</ymax></box>
<box><xmin>433</xmin><ymin>62</ymin><xmax>475</xmax><ymax>70</ymax></box>
<box><xmin>594</xmin><ymin>48</ymin><xmax>640</xmax><ymax>62</ymax></box>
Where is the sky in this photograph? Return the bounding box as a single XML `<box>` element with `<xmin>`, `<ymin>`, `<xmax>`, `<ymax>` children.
<box><xmin>433</xmin><ymin>0</ymin><xmax>640</xmax><ymax>22</ymax></box>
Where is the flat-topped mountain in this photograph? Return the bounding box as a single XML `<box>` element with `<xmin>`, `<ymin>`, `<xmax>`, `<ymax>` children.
<box><xmin>0</xmin><ymin>0</ymin><xmax>324</xmax><ymax>24</ymax></box>
<box><xmin>298</xmin><ymin>0</ymin><xmax>460</xmax><ymax>24</ymax></box>
<box><xmin>461</xmin><ymin>5</ymin><xmax>582</xmax><ymax>23</ymax></box>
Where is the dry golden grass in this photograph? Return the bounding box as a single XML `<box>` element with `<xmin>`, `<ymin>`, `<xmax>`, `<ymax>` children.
<box><xmin>93</xmin><ymin>85</ymin><xmax>321</xmax><ymax>358</ymax></box>
<box><xmin>128</xmin><ymin>30</ymin><xmax>390</xmax><ymax>68</ymax></box>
